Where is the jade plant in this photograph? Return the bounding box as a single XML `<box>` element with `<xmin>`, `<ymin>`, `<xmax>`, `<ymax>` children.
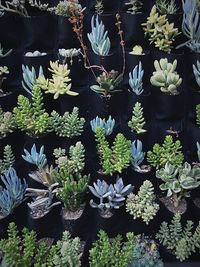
<box><xmin>89</xmin><ymin>230</ymin><xmax>136</xmax><ymax>267</ymax></box>
<box><xmin>130</xmin><ymin>235</ymin><xmax>164</xmax><ymax>267</ymax></box>
<box><xmin>147</xmin><ymin>135</ymin><xmax>184</xmax><ymax>169</ymax></box>
<box><xmin>0</xmin><ymin>167</ymin><xmax>27</xmax><ymax>219</ymax></box>
<box><xmin>0</xmin><ymin>107</ymin><xmax>16</xmax><ymax>139</ymax></box>
<box><xmin>90</xmin><ymin>116</ymin><xmax>115</xmax><ymax>136</ymax></box>
<box><xmin>156</xmin><ymin>162</ymin><xmax>200</xmax><ymax>208</ymax></box>
<box><xmin>89</xmin><ymin>177</ymin><xmax>133</xmax><ymax>218</ymax></box>
<box><xmin>125</xmin><ymin>0</ymin><xmax>143</xmax><ymax>14</ymax></box>
<box><xmin>50</xmin><ymin>107</ymin><xmax>85</xmax><ymax>138</ymax></box>
<box><xmin>0</xmin><ymin>66</ymin><xmax>9</xmax><ymax>94</ymax></box>
<box><xmin>129</xmin><ymin>62</ymin><xmax>144</xmax><ymax>95</ymax></box>
<box><xmin>37</xmin><ymin>61</ymin><xmax>77</xmax><ymax>99</ymax></box>
<box><xmin>13</xmin><ymin>86</ymin><xmax>51</xmax><ymax>137</ymax></box>
<box><xmin>88</xmin><ymin>15</ymin><xmax>111</xmax><ymax>56</ymax></box>
<box><xmin>128</xmin><ymin>102</ymin><xmax>146</xmax><ymax>134</ymax></box>
<box><xmin>95</xmin><ymin>127</ymin><xmax>131</xmax><ymax>175</ymax></box>
<box><xmin>150</xmin><ymin>58</ymin><xmax>182</xmax><ymax>95</ymax></box>
<box><xmin>0</xmin><ymin>222</ymin><xmax>57</xmax><ymax>267</ymax></box>
<box><xmin>0</xmin><ymin>145</ymin><xmax>15</xmax><ymax>176</ymax></box>
<box><xmin>126</xmin><ymin>180</ymin><xmax>159</xmax><ymax>225</ymax></box>
<box><xmin>142</xmin><ymin>5</ymin><xmax>180</xmax><ymax>53</ymax></box>
<box><xmin>0</xmin><ymin>43</ymin><xmax>12</xmax><ymax>58</ymax></box>
<box><xmin>156</xmin><ymin>0</ymin><xmax>178</xmax><ymax>15</ymax></box>
<box><xmin>156</xmin><ymin>213</ymin><xmax>200</xmax><ymax>261</ymax></box>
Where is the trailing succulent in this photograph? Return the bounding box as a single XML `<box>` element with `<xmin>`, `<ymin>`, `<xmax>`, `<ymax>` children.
<box><xmin>142</xmin><ymin>5</ymin><xmax>180</xmax><ymax>53</ymax></box>
<box><xmin>87</xmin><ymin>15</ymin><xmax>111</xmax><ymax>56</ymax></box>
<box><xmin>126</xmin><ymin>180</ymin><xmax>159</xmax><ymax>225</ymax></box>
<box><xmin>156</xmin><ymin>162</ymin><xmax>200</xmax><ymax>207</ymax></box>
<box><xmin>150</xmin><ymin>58</ymin><xmax>182</xmax><ymax>95</ymax></box>
<box><xmin>125</xmin><ymin>0</ymin><xmax>143</xmax><ymax>14</ymax></box>
<box><xmin>89</xmin><ymin>230</ymin><xmax>136</xmax><ymax>267</ymax></box>
<box><xmin>89</xmin><ymin>177</ymin><xmax>133</xmax><ymax>217</ymax></box>
<box><xmin>95</xmin><ymin>127</ymin><xmax>131</xmax><ymax>175</ymax></box>
<box><xmin>90</xmin><ymin>116</ymin><xmax>115</xmax><ymax>136</ymax></box>
<box><xmin>156</xmin><ymin>213</ymin><xmax>200</xmax><ymax>261</ymax></box>
<box><xmin>0</xmin><ymin>167</ymin><xmax>27</xmax><ymax>219</ymax></box>
<box><xmin>128</xmin><ymin>102</ymin><xmax>146</xmax><ymax>134</ymax></box>
<box><xmin>91</xmin><ymin>70</ymin><xmax>123</xmax><ymax>97</ymax></box>
<box><xmin>129</xmin><ymin>62</ymin><xmax>144</xmax><ymax>95</ymax></box>
<box><xmin>147</xmin><ymin>135</ymin><xmax>184</xmax><ymax>169</ymax></box>
<box><xmin>37</xmin><ymin>61</ymin><xmax>77</xmax><ymax>99</ymax></box>
<box><xmin>0</xmin><ymin>145</ymin><xmax>15</xmax><ymax>176</ymax></box>
<box><xmin>13</xmin><ymin>86</ymin><xmax>51</xmax><ymax>137</ymax></box>
<box><xmin>0</xmin><ymin>106</ymin><xmax>16</xmax><ymax>139</ymax></box>
<box><xmin>50</xmin><ymin>107</ymin><xmax>85</xmax><ymax>138</ymax></box>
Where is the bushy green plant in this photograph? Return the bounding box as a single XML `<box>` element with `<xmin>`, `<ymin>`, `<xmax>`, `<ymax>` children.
<box><xmin>150</xmin><ymin>58</ymin><xmax>182</xmax><ymax>95</ymax></box>
<box><xmin>50</xmin><ymin>107</ymin><xmax>85</xmax><ymax>138</ymax></box>
<box><xmin>0</xmin><ymin>222</ymin><xmax>57</xmax><ymax>267</ymax></box>
<box><xmin>156</xmin><ymin>162</ymin><xmax>200</xmax><ymax>207</ymax></box>
<box><xmin>147</xmin><ymin>135</ymin><xmax>184</xmax><ymax>169</ymax></box>
<box><xmin>89</xmin><ymin>230</ymin><xmax>136</xmax><ymax>267</ymax></box>
<box><xmin>156</xmin><ymin>0</ymin><xmax>178</xmax><ymax>15</ymax></box>
<box><xmin>128</xmin><ymin>102</ymin><xmax>146</xmax><ymax>134</ymax></box>
<box><xmin>95</xmin><ymin>128</ymin><xmax>131</xmax><ymax>175</ymax></box>
<box><xmin>126</xmin><ymin>180</ymin><xmax>159</xmax><ymax>225</ymax></box>
<box><xmin>0</xmin><ymin>145</ymin><xmax>15</xmax><ymax>176</ymax></box>
<box><xmin>37</xmin><ymin>61</ymin><xmax>77</xmax><ymax>99</ymax></box>
<box><xmin>0</xmin><ymin>107</ymin><xmax>16</xmax><ymax>139</ymax></box>
<box><xmin>156</xmin><ymin>213</ymin><xmax>200</xmax><ymax>261</ymax></box>
<box><xmin>13</xmin><ymin>86</ymin><xmax>50</xmax><ymax>137</ymax></box>
<box><xmin>142</xmin><ymin>5</ymin><xmax>180</xmax><ymax>53</ymax></box>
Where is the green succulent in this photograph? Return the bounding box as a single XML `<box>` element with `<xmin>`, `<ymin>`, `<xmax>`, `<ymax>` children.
<box><xmin>0</xmin><ymin>66</ymin><xmax>9</xmax><ymax>93</ymax></box>
<box><xmin>0</xmin><ymin>145</ymin><xmax>15</xmax><ymax>176</ymax></box>
<box><xmin>147</xmin><ymin>135</ymin><xmax>184</xmax><ymax>169</ymax></box>
<box><xmin>131</xmin><ymin>45</ymin><xmax>143</xmax><ymax>55</ymax></box>
<box><xmin>94</xmin><ymin>0</ymin><xmax>104</xmax><ymax>14</ymax></box>
<box><xmin>0</xmin><ymin>107</ymin><xmax>16</xmax><ymax>139</ymax></box>
<box><xmin>142</xmin><ymin>5</ymin><xmax>180</xmax><ymax>53</ymax></box>
<box><xmin>125</xmin><ymin>0</ymin><xmax>143</xmax><ymax>14</ymax></box>
<box><xmin>150</xmin><ymin>58</ymin><xmax>182</xmax><ymax>95</ymax></box>
<box><xmin>156</xmin><ymin>0</ymin><xmax>178</xmax><ymax>15</ymax></box>
<box><xmin>128</xmin><ymin>102</ymin><xmax>146</xmax><ymax>134</ymax></box>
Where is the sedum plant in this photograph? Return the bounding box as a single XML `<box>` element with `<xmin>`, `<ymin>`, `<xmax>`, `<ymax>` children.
<box><xmin>129</xmin><ymin>62</ymin><xmax>144</xmax><ymax>95</ymax></box>
<box><xmin>156</xmin><ymin>213</ymin><xmax>200</xmax><ymax>261</ymax></box>
<box><xmin>90</xmin><ymin>115</ymin><xmax>115</xmax><ymax>136</ymax></box>
<box><xmin>147</xmin><ymin>135</ymin><xmax>184</xmax><ymax>169</ymax></box>
<box><xmin>196</xmin><ymin>104</ymin><xmax>200</xmax><ymax>126</ymax></box>
<box><xmin>95</xmin><ymin>128</ymin><xmax>131</xmax><ymax>175</ymax></box>
<box><xmin>156</xmin><ymin>162</ymin><xmax>200</xmax><ymax>207</ymax></box>
<box><xmin>0</xmin><ymin>167</ymin><xmax>27</xmax><ymax>219</ymax></box>
<box><xmin>0</xmin><ymin>107</ymin><xmax>16</xmax><ymax>139</ymax></box>
<box><xmin>0</xmin><ymin>43</ymin><xmax>12</xmax><ymax>58</ymax></box>
<box><xmin>37</xmin><ymin>61</ymin><xmax>77</xmax><ymax>99</ymax></box>
<box><xmin>0</xmin><ymin>222</ymin><xmax>57</xmax><ymax>267</ymax></box>
<box><xmin>150</xmin><ymin>58</ymin><xmax>182</xmax><ymax>95</ymax></box>
<box><xmin>0</xmin><ymin>66</ymin><xmax>9</xmax><ymax>94</ymax></box>
<box><xmin>87</xmin><ymin>15</ymin><xmax>111</xmax><ymax>56</ymax></box>
<box><xmin>0</xmin><ymin>145</ymin><xmax>15</xmax><ymax>176</ymax></box>
<box><xmin>128</xmin><ymin>102</ymin><xmax>146</xmax><ymax>134</ymax></box>
<box><xmin>13</xmin><ymin>86</ymin><xmax>50</xmax><ymax>137</ymax></box>
<box><xmin>89</xmin><ymin>177</ymin><xmax>133</xmax><ymax>217</ymax></box>
<box><xmin>156</xmin><ymin>0</ymin><xmax>178</xmax><ymax>15</ymax></box>
<box><xmin>142</xmin><ymin>5</ymin><xmax>180</xmax><ymax>53</ymax></box>
<box><xmin>125</xmin><ymin>0</ymin><xmax>143</xmax><ymax>14</ymax></box>
<box><xmin>50</xmin><ymin>107</ymin><xmax>85</xmax><ymax>138</ymax></box>
<box><xmin>91</xmin><ymin>70</ymin><xmax>123</xmax><ymax>97</ymax></box>
<box><xmin>130</xmin><ymin>235</ymin><xmax>163</xmax><ymax>267</ymax></box>
<box><xmin>126</xmin><ymin>180</ymin><xmax>159</xmax><ymax>225</ymax></box>
<box><xmin>89</xmin><ymin>230</ymin><xmax>136</xmax><ymax>267</ymax></box>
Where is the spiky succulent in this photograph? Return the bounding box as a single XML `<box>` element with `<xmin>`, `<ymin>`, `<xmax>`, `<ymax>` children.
<box><xmin>90</xmin><ymin>116</ymin><xmax>115</xmax><ymax>136</ymax></box>
<box><xmin>130</xmin><ymin>140</ymin><xmax>146</xmax><ymax>172</ymax></box>
<box><xmin>156</xmin><ymin>0</ymin><xmax>178</xmax><ymax>15</ymax></box>
<box><xmin>22</xmin><ymin>144</ymin><xmax>47</xmax><ymax>169</ymax></box>
<box><xmin>129</xmin><ymin>62</ymin><xmax>144</xmax><ymax>95</ymax></box>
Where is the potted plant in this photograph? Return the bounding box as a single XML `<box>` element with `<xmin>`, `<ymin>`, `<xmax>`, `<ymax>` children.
<box><xmin>88</xmin><ymin>177</ymin><xmax>133</xmax><ymax>218</ymax></box>
<box><xmin>150</xmin><ymin>58</ymin><xmax>184</xmax><ymax>120</ymax></box>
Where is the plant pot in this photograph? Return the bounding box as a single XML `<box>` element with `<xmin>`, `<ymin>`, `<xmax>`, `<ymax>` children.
<box><xmin>121</xmin><ymin>12</ymin><xmax>148</xmax><ymax>48</ymax></box>
<box><xmin>0</xmin><ymin>14</ymin><xmax>23</xmax><ymax>48</ymax></box>
<box><xmin>124</xmin><ymin>49</ymin><xmax>151</xmax><ymax>87</ymax></box>
<box><xmin>154</xmin><ymin>91</ymin><xmax>185</xmax><ymax>121</ymax></box>
<box><xmin>88</xmin><ymin>0</ymin><xmax>120</xmax><ymax>13</ymax></box>
<box><xmin>59</xmin><ymin>54</ymin><xmax>88</xmax><ymax>87</ymax></box>
<box><xmin>23</xmin><ymin>14</ymin><xmax>57</xmax><ymax>49</ymax></box>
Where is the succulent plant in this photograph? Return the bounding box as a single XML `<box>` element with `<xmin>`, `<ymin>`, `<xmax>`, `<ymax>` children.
<box><xmin>0</xmin><ymin>66</ymin><xmax>9</xmax><ymax>93</ymax></box>
<box><xmin>94</xmin><ymin>0</ymin><xmax>104</xmax><ymax>15</ymax></box>
<box><xmin>37</xmin><ymin>61</ymin><xmax>77</xmax><ymax>99</ymax></box>
<box><xmin>87</xmin><ymin>15</ymin><xmax>111</xmax><ymax>56</ymax></box>
<box><xmin>131</xmin><ymin>140</ymin><xmax>147</xmax><ymax>172</ymax></box>
<box><xmin>90</xmin><ymin>115</ymin><xmax>115</xmax><ymax>136</ymax></box>
<box><xmin>48</xmin><ymin>0</ymin><xmax>83</xmax><ymax>17</ymax></box>
<box><xmin>90</xmin><ymin>70</ymin><xmax>123</xmax><ymax>97</ymax></box>
<box><xmin>128</xmin><ymin>102</ymin><xmax>146</xmax><ymax>134</ymax></box>
<box><xmin>22</xmin><ymin>64</ymin><xmax>44</xmax><ymax>95</ymax></box>
<box><xmin>0</xmin><ymin>43</ymin><xmax>12</xmax><ymax>58</ymax></box>
<box><xmin>142</xmin><ymin>5</ymin><xmax>180</xmax><ymax>53</ymax></box>
<box><xmin>0</xmin><ymin>107</ymin><xmax>16</xmax><ymax>139</ymax></box>
<box><xmin>129</xmin><ymin>62</ymin><xmax>144</xmax><ymax>95</ymax></box>
<box><xmin>22</xmin><ymin>144</ymin><xmax>47</xmax><ymax>169</ymax></box>
<box><xmin>125</xmin><ymin>0</ymin><xmax>143</xmax><ymax>14</ymax></box>
<box><xmin>0</xmin><ymin>145</ymin><xmax>15</xmax><ymax>176</ymax></box>
<box><xmin>25</xmin><ymin>51</ymin><xmax>47</xmax><ymax>57</ymax></box>
<box><xmin>156</xmin><ymin>0</ymin><xmax>178</xmax><ymax>15</ymax></box>
<box><xmin>151</xmin><ymin>58</ymin><xmax>182</xmax><ymax>95</ymax></box>
<box><xmin>197</xmin><ymin>142</ymin><xmax>200</xmax><ymax>162</ymax></box>
<box><xmin>130</xmin><ymin>45</ymin><xmax>144</xmax><ymax>55</ymax></box>
<box><xmin>193</xmin><ymin>60</ymin><xmax>200</xmax><ymax>88</ymax></box>
<box><xmin>89</xmin><ymin>177</ymin><xmax>134</xmax><ymax>216</ymax></box>
<box><xmin>58</xmin><ymin>48</ymin><xmax>82</xmax><ymax>65</ymax></box>
<box><xmin>196</xmin><ymin>104</ymin><xmax>200</xmax><ymax>126</ymax></box>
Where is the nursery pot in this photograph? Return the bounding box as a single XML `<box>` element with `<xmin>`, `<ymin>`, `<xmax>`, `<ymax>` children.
<box><xmin>23</xmin><ymin>14</ymin><xmax>57</xmax><ymax>50</ymax></box>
